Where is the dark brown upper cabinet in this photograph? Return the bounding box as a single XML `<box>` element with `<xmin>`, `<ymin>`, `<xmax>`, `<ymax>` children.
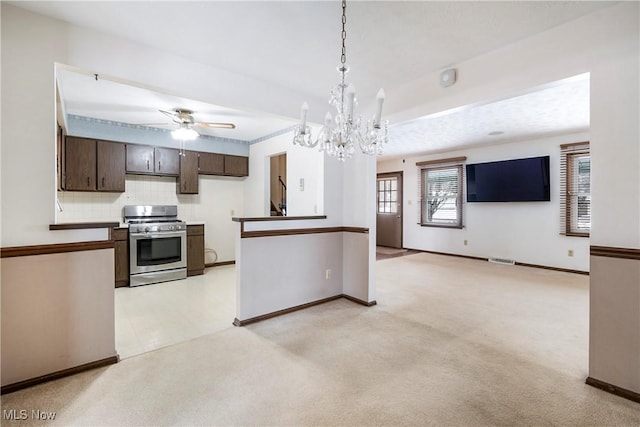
<box><xmin>224</xmin><ymin>155</ymin><xmax>249</xmax><ymax>177</ymax></box>
<box><xmin>155</xmin><ymin>147</ymin><xmax>180</xmax><ymax>176</ymax></box>
<box><xmin>126</xmin><ymin>144</ymin><xmax>179</xmax><ymax>176</ymax></box>
<box><xmin>64</xmin><ymin>136</ymin><xmax>126</xmax><ymax>192</ymax></box>
<box><xmin>126</xmin><ymin>144</ymin><xmax>154</xmax><ymax>174</ymax></box>
<box><xmin>198</xmin><ymin>152</ymin><xmax>225</xmax><ymax>175</ymax></box>
<box><xmin>97</xmin><ymin>140</ymin><xmax>126</xmax><ymax>192</ymax></box>
<box><xmin>64</xmin><ymin>136</ymin><xmax>96</xmax><ymax>191</ymax></box>
<box><xmin>179</xmin><ymin>150</ymin><xmax>199</xmax><ymax>194</ymax></box>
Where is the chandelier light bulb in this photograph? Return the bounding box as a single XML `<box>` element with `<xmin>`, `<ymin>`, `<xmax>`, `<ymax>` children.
<box><xmin>345</xmin><ymin>84</ymin><xmax>356</xmax><ymax>119</ymax></box>
<box><xmin>300</xmin><ymin>102</ymin><xmax>309</xmax><ymax>129</ymax></box>
<box><xmin>374</xmin><ymin>89</ymin><xmax>385</xmax><ymax>127</ymax></box>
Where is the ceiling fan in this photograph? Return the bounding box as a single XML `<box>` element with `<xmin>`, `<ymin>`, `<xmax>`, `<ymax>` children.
<box><xmin>142</xmin><ymin>108</ymin><xmax>236</xmax><ymax>140</ymax></box>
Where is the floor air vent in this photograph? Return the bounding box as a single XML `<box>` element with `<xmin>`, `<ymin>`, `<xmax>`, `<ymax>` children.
<box><xmin>488</xmin><ymin>257</ymin><xmax>515</xmax><ymax>265</ymax></box>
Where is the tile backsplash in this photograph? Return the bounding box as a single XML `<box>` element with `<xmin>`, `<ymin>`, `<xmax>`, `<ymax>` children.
<box><xmin>57</xmin><ymin>175</ymin><xmax>200</xmax><ymax>223</ymax></box>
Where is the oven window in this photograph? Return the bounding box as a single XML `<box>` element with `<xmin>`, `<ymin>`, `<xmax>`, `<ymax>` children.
<box><xmin>136</xmin><ymin>237</ymin><xmax>182</xmax><ymax>266</ymax></box>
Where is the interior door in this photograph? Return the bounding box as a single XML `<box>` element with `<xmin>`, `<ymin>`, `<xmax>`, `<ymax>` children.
<box><xmin>376</xmin><ymin>172</ymin><xmax>403</xmax><ymax>248</ymax></box>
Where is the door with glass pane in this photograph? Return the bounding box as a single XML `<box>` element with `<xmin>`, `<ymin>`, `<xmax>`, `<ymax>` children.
<box><xmin>376</xmin><ymin>172</ymin><xmax>403</xmax><ymax>248</ymax></box>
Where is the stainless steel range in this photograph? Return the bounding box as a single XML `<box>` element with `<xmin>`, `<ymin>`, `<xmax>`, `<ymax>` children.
<box><xmin>124</xmin><ymin>205</ymin><xmax>187</xmax><ymax>287</ymax></box>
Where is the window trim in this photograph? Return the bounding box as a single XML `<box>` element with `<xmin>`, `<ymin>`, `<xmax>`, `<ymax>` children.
<box><xmin>560</xmin><ymin>142</ymin><xmax>590</xmax><ymax>237</ymax></box>
<box><xmin>419</xmin><ymin>161</ymin><xmax>465</xmax><ymax>229</ymax></box>
<box><xmin>376</xmin><ymin>174</ymin><xmax>399</xmax><ymax>215</ymax></box>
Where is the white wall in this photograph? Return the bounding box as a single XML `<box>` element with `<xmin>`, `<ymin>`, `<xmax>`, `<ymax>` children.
<box><xmin>1</xmin><ymin>249</ymin><xmax>116</xmax><ymax>386</ymax></box>
<box><xmin>244</xmin><ymin>132</ymin><xmax>324</xmax><ymax>217</ymax></box>
<box><xmin>587</xmin><ymin>3</ymin><xmax>639</xmax><ymax>394</ymax></box>
<box><xmin>379</xmin><ymin>132</ymin><xmax>591</xmax><ymax>272</ymax></box>
<box><xmin>236</xmin><ymin>232</ymin><xmax>344</xmax><ymax>320</ymax></box>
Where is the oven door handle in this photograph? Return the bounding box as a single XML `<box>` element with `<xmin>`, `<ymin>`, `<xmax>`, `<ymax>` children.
<box><xmin>130</xmin><ymin>231</ymin><xmax>186</xmax><ymax>239</ymax></box>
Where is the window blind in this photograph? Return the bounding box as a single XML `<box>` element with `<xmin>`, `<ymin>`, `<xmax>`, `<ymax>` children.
<box><xmin>560</xmin><ymin>142</ymin><xmax>590</xmax><ymax>236</ymax></box>
<box><xmin>416</xmin><ymin>157</ymin><xmax>466</xmax><ymax>227</ymax></box>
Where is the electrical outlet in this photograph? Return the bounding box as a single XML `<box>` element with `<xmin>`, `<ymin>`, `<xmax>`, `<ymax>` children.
<box><xmin>325</xmin><ymin>269</ymin><xmax>331</xmax><ymax>280</ymax></box>
<box><xmin>464</xmin><ymin>240</ymin><xmax>468</xmax><ymax>246</ymax></box>
<box><xmin>299</xmin><ymin>178</ymin><xmax>305</xmax><ymax>191</ymax></box>
<box><xmin>230</xmin><ymin>209</ymin><xmax>235</xmax><ymax>216</ymax></box>
<box><xmin>568</xmin><ymin>249</ymin><xmax>574</xmax><ymax>257</ymax></box>
<box><xmin>408</xmin><ymin>200</ymin><xmax>413</xmax><ymax>205</ymax></box>
<box><xmin>314</xmin><ymin>204</ymin><xmax>318</xmax><ymax>214</ymax></box>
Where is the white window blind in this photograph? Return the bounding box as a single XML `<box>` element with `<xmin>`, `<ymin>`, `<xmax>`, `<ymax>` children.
<box><xmin>416</xmin><ymin>157</ymin><xmax>466</xmax><ymax>228</ymax></box>
<box><xmin>560</xmin><ymin>142</ymin><xmax>590</xmax><ymax>236</ymax></box>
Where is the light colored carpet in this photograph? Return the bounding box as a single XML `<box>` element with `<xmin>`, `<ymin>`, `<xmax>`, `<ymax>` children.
<box><xmin>1</xmin><ymin>253</ymin><xmax>639</xmax><ymax>426</ymax></box>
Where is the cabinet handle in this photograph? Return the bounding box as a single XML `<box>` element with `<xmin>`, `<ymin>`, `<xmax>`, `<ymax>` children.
<box><xmin>87</xmin><ymin>177</ymin><xmax>90</xmax><ymax>186</ymax></box>
<box><xmin>158</xmin><ymin>161</ymin><xmax>161</xmax><ymax>171</ymax></box>
<box><xmin>147</xmin><ymin>160</ymin><xmax>150</xmax><ymax>170</ymax></box>
<box><xmin>102</xmin><ymin>177</ymin><xmax>105</xmax><ymax>188</ymax></box>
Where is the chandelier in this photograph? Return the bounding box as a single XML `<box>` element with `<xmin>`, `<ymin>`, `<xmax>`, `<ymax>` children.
<box><xmin>293</xmin><ymin>0</ymin><xmax>388</xmax><ymax>161</ymax></box>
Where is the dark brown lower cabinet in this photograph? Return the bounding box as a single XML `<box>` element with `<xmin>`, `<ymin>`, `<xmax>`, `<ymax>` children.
<box><xmin>112</xmin><ymin>228</ymin><xmax>129</xmax><ymax>287</ymax></box>
<box><xmin>187</xmin><ymin>225</ymin><xmax>205</xmax><ymax>276</ymax></box>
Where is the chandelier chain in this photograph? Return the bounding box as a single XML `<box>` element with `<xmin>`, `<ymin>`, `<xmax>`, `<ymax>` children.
<box><xmin>341</xmin><ymin>0</ymin><xmax>347</xmax><ymax>65</ymax></box>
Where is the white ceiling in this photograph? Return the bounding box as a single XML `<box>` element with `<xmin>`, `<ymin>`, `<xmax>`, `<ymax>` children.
<box><xmin>16</xmin><ymin>1</ymin><xmax>606</xmax><ymax>154</ymax></box>
<box><xmin>56</xmin><ymin>67</ymin><xmax>297</xmax><ymax>141</ymax></box>
<box><xmin>386</xmin><ymin>74</ymin><xmax>590</xmax><ymax>158</ymax></box>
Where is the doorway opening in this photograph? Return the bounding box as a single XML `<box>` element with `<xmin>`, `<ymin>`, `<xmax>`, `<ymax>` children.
<box><xmin>270</xmin><ymin>153</ymin><xmax>287</xmax><ymax>216</ymax></box>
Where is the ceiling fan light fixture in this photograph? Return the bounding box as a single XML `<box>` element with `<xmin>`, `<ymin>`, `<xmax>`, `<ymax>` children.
<box><xmin>171</xmin><ymin>123</ymin><xmax>199</xmax><ymax>141</ymax></box>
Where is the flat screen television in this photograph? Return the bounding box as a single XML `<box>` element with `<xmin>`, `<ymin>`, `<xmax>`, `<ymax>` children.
<box><xmin>466</xmin><ymin>156</ymin><xmax>550</xmax><ymax>202</ymax></box>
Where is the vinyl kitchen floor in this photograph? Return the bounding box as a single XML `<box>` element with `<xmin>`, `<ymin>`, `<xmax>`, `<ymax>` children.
<box><xmin>115</xmin><ymin>265</ymin><xmax>236</xmax><ymax>359</ymax></box>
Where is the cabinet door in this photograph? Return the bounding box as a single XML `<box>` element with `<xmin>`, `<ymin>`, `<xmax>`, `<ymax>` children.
<box><xmin>126</xmin><ymin>144</ymin><xmax>154</xmax><ymax>174</ymax></box>
<box><xmin>187</xmin><ymin>234</ymin><xmax>205</xmax><ymax>276</ymax></box>
<box><xmin>179</xmin><ymin>150</ymin><xmax>199</xmax><ymax>194</ymax></box>
<box><xmin>97</xmin><ymin>140</ymin><xmax>126</xmax><ymax>192</ymax></box>
<box><xmin>114</xmin><ymin>239</ymin><xmax>129</xmax><ymax>287</ymax></box>
<box><xmin>198</xmin><ymin>152</ymin><xmax>225</xmax><ymax>175</ymax></box>
<box><xmin>155</xmin><ymin>147</ymin><xmax>180</xmax><ymax>176</ymax></box>
<box><xmin>112</xmin><ymin>228</ymin><xmax>130</xmax><ymax>287</ymax></box>
<box><xmin>224</xmin><ymin>155</ymin><xmax>249</xmax><ymax>177</ymax></box>
<box><xmin>65</xmin><ymin>137</ymin><xmax>96</xmax><ymax>191</ymax></box>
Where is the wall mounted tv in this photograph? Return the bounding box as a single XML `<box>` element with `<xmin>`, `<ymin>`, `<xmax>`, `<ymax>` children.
<box><xmin>466</xmin><ymin>156</ymin><xmax>550</xmax><ymax>202</ymax></box>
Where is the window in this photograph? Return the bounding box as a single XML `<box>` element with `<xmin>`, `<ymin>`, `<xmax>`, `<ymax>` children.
<box><xmin>377</xmin><ymin>176</ymin><xmax>398</xmax><ymax>213</ymax></box>
<box><xmin>418</xmin><ymin>157</ymin><xmax>465</xmax><ymax>228</ymax></box>
<box><xmin>560</xmin><ymin>142</ymin><xmax>590</xmax><ymax>236</ymax></box>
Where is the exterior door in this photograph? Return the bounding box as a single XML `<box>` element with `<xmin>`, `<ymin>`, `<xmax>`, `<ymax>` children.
<box><xmin>376</xmin><ymin>172</ymin><xmax>403</xmax><ymax>248</ymax></box>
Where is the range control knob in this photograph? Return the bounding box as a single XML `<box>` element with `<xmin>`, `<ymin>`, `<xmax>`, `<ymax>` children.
<box><xmin>144</xmin><ymin>226</ymin><xmax>150</xmax><ymax>233</ymax></box>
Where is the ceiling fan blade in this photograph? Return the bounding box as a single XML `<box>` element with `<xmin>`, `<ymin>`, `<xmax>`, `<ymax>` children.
<box><xmin>159</xmin><ymin>109</ymin><xmax>177</xmax><ymax>119</ymax></box>
<box><xmin>195</xmin><ymin>122</ymin><xmax>236</xmax><ymax>129</ymax></box>
<box><xmin>136</xmin><ymin>122</ymin><xmax>173</xmax><ymax>126</ymax></box>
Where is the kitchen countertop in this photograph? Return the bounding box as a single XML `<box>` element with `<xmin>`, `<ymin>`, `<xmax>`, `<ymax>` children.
<box><xmin>49</xmin><ymin>222</ymin><xmax>121</xmax><ymax>231</ymax></box>
<box><xmin>52</xmin><ymin>220</ymin><xmax>206</xmax><ymax>230</ymax></box>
